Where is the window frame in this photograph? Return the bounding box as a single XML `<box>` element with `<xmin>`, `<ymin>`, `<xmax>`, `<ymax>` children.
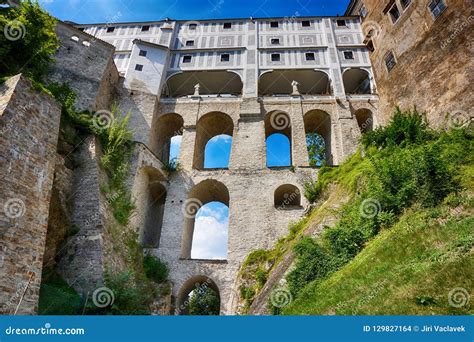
<box><xmin>428</xmin><ymin>0</ymin><xmax>447</xmax><ymax>19</ymax></box>
<box><xmin>220</xmin><ymin>53</ymin><xmax>230</xmax><ymax>62</ymax></box>
<box><xmin>384</xmin><ymin>51</ymin><xmax>397</xmax><ymax>72</ymax></box>
<box><xmin>139</xmin><ymin>50</ymin><xmax>148</xmax><ymax>57</ymax></box>
<box><xmin>185</xmin><ymin>40</ymin><xmax>195</xmax><ymax>47</ymax></box>
<box><xmin>305</xmin><ymin>52</ymin><xmax>316</xmax><ymax>61</ymax></box>
<box><xmin>106</xmin><ymin>26</ymin><xmax>115</xmax><ymax>33</ymax></box>
<box><xmin>223</xmin><ymin>22</ymin><xmax>232</xmax><ymax>29</ymax></box>
<box><xmin>271</xmin><ymin>38</ymin><xmax>280</xmax><ymax>45</ymax></box>
<box><xmin>388</xmin><ymin>2</ymin><xmax>401</xmax><ymax>24</ymax></box>
<box><xmin>141</xmin><ymin>25</ymin><xmax>150</xmax><ymax>32</ymax></box>
<box><xmin>400</xmin><ymin>0</ymin><xmax>412</xmax><ymax>10</ymax></box>
<box><xmin>270</xmin><ymin>21</ymin><xmax>279</xmax><ymax>28</ymax></box>
<box><xmin>135</xmin><ymin>64</ymin><xmax>143</xmax><ymax>71</ymax></box>
<box><xmin>271</xmin><ymin>53</ymin><xmax>281</xmax><ymax>62</ymax></box>
<box><xmin>343</xmin><ymin>51</ymin><xmax>354</xmax><ymax>60</ymax></box>
<box><xmin>301</xmin><ymin>20</ymin><xmax>311</xmax><ymax>27</ymax></box>
<box><xmin>188</xmin><ymin>23</ymin><xmax>197</xmax><ymax>30</ymax></box>
<box><xmin>182</xmin><ymin>55</ymin><xmax>192</xmax><ymax>63</ymax></box>
<box><xmin>336</xmin><ymin>19</ymin><xmax>347</xmax><ymax>27</ymax></box>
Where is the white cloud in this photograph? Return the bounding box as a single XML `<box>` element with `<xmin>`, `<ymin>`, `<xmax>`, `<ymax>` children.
<box><xmin>191</xmin><ymin>207</ymin><xmax>228</xmax><ymax>260</ymax></box>
<box><xmin>209</xmin><ymin>135</ymin><xmax>232</xmax><ymax>143</ymax></box>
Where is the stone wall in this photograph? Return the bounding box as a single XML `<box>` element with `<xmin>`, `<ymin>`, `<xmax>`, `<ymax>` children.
<box><xmin>48</xmin><ymin>22</ymin><xmax>119</xmax><ymax>112</ymax></box>
<box><xmin>0</xmin><ymin>75</ymin><xmax>61</xmax><ymax>314</ymax></box>
<box><xmin>350</xmin><ymin>0</ymin><xmax>473</xmax><ymax>126</ymax></box>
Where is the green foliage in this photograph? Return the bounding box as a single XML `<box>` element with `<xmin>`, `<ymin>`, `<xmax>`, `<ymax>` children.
<box><xmin>143</xmin><ymin>255</ymin><xmax>169</xmax><ymax>284</ymax></box>
<box><xmin>0</xmin><ymin>0</ymin><xmax>59</xmax><ymax>81</ymax></box>
<box><xmin>306</xmin><ymin>133</ymin><xmax>326</xmax><ymax>167</ymax></box>
<box><xmin>162</xmin><ymin>158</ymin><xmax>180</xmax><ymax>173</ymax></box>
<box><xmin>38</xmin><ymin>269</ymin><xmax>81</xmax><ymax>315</ymax></box>
<box><xmin>188</xmin><ymin>286</ymin><xmax>220</xmax><ymax>315</ymax></box>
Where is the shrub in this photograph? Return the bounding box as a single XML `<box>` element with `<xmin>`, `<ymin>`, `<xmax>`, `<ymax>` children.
<box><xmin>143</xmin><ymin>255</ymin><xmax>169</xmax><ymax>284</ymax></box>
<box><xmin>188</xmin><ymin>286</ymin><xmax>220</xmax><ymax>315</ymax></box>
<box><xmin>0</xmin><ymin>0</ymin><xmax>59</xmax><ymax>81</ymax></box>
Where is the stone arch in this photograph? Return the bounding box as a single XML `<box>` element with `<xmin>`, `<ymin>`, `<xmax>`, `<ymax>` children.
<box><xmin>165</xmin><ymin>70</ymin><xmax>243</xmax><ymax>97</ymax></box>
<box><xmin>354</xmin><ymin>108</ymin><xmax>374</xmax><ymax>133</ymax></box>
<box><xmin>342</xmin><ymin>68</ymin><xmax>371</xmax><ymax>95</ymax></box>
<box><xmin>151</xmin><ymin>113</ymin><xmax>184</xmax><ymax>162</ymax></box>
<box><xmin>176</xmin><ymin>275</ymin><xmax>221</xmax><ymax>315</ymax></box>
<box><xmin>274</xmin><ymin>184</ymin><xmax>301</xmax><ymax>208</ymax></box>
<box><xmin>304</xmin><ymin>109</ymin><xmax>333</xmax><ymax>166</ymax></box>
<box><xmin>193</xmin><ymin>111</ymin><xmax>234</xmax><ymax>170</ymax></box>
<box><xmin>264</xmin><ymin>110</ymin><xmax>292</xmax><ymax>167</ymax></box>
<box><xmin>259</xmin><ymin>69</ymin><xmax>331</xmax><ymax>96</ymax></box>
<box><xmin>181</xmin><ymin>179</ymin><xmax>230</xmax><ymax>259</ymax></box>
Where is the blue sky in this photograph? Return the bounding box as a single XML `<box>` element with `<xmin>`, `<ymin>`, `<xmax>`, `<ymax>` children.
<box><xmin>40</xmin><ymin>0</ymin><xmax>351</xmax><ymax>24</ymax></box>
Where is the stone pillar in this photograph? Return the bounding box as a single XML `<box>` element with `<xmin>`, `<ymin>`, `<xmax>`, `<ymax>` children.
<box><xmin>179</xmin><ymin>126</ymin><xmax>197</xmax><ymax>171</ymax></box>
<box><xmin>0</xmin><ymin>75</ymin><xmax>61</xmax><ymax>314</ymax></box>
<box><xmin>289</xmin><ymin>97</ymin><xmax>310</xmax><ymax>167</ymax></box>
<box><xmin>334</xmin><ymin>100</ymin><xmax>360</xmax><ymax>164</ymax></box>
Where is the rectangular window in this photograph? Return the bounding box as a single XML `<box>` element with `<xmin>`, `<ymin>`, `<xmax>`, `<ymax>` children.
<box><xmin>359</xmin><ymin>5</ymin><xmax>367</xmax><ymax>18</ymax></box>
<box><xmin>106</xmin><ymin>26</ymin><xmax>115</xmax><ymax>33</ymax></box>
<box><xmin>302</xmin><ymin>20</ymin><xmax>311</xmax><ymax>27</ymax></box>
<box><xmin>223</xmin><ymin>22</ymin><xmax>232</xmax><ymax>29</ymax></box>
<box><xmin>183</xmin><ymin>55</ymin><xmax>192</xmax><ymax>63</ymax></box>
<box><xmin>139</xmin><ymin>50</ymin><xmax>147</xmax><ymax>57</ymax></box>
<box><xmin>336</xmin><ymin>19</ymin><xmax>346</xmax><ymax>27</ymax></box>
<box><xmin>388</xmin><ymin>3</ymin><xmax>401</xmax><ymax>23</ymax></box>
<box><xmin>400</xmin><ymin>0</ymin><xmax>411</xmax><ymax>10</ymax></box>
<box><xmin>344</xmin><ymin>51</ymin><xmax>354</xmax><ymax>60</ymax></box>
<box><xmin>366</xmin><ymin>40</ymin><xmax>375</xmax><ymax>52</ymax></box>
<box><xmin>135</xmin><ymin>64</ymin><xmax>143</xmax><ymax>71</ymax></box>
<box><xmin>385</xmin><ymin>51</ymin><xmax>396</xmax><ymax>71</ymax></box>
<box><xmin>141</xmin><ymin>25</ymin><xmax>150</xmax><ymax>32</ymax></box>
<box><xmin>271</xmin><ymin>53</ymin><xmax>281</xmax><ymax>62</ymax></box>
<box><xmin>429</xmin><ymin>0</ymin><xmax>447</xmax><ymax>18</ymax></box>
<box><xmin>221</xmin><ymin>53</ymin><xmax>230</xmax><ymax>62</ymax></box>
<box><xmin>271</xmin><ymin>38</ymin><xmax>280</xmax><ymax>45</ymax></box>
<box><xmin>189</xmin><ymin>23</ymin><xmax>197</xmax><ymax>30</ymax></box>
<box><xmin>186</xmin><ymin>40</ymin><xmax>194</xmax><ymax>46</ymax></box>
<box><xmin>270</xmin><ymin>21</ymin><xmax>279</xmax><ymax>28</ymax></box>
<box><xmin>305</xmin><ymin>52</ymin><xmax>315</xmax><ymax>61</ymax></box>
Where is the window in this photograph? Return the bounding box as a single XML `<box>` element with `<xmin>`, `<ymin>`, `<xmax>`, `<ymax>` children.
<box><xmin>189</xmin><ymin>23</ymin><xmax>197</xmax><ymax>30</ymax></box>
<box><xmin>388</xmin><ymin>3</ymin><xmax>401</xmax><ymax>23</ymax></box>
<box><xmin>106</xmin><ymin>26</ymin><xmax>115</xmax><ymax>33</ymax></box>
<box><xmin>220</xmin><ymin>53</ymin><xmax>230</xmax><ymax>62</ymax></box>
<box><xmin>183</xmin><ymin>55</ymin><xmax>192</xmax><ymax>63</ymax></box>
<box><xmin>135</xmin><ymin>64</ymin><xmax>143</xmax><ymax>71</ymax></box>
<box><xmin>270</xmin><ymin>21</ymin><xmax>279</xmax><ymax>28</ymax></box>
<box><xmin>139</xmin><ymin>50</ymin><xmax>147</xmax><ymax>57</ymax></box>
<box><xmin>344</xmin><ymin>51</ymin><xmax>354</xmax><ymax>60</ymax></box>
<box><xmin>78</xmin><ymin>28</ymin><xmax>85</xmax><ymax>32</ymax></box>
<box><xmin>271</xmin><ymin>53</ymin><xmax>281</xmax><ymax>62</ymax></box>
<box><xmin>429</xmin><ymin>0</ymin><xmax>447</xmax><ymax>19</ymax></box>
<box><xmin>336</xmin><ymin>19</ymin><xmax>346</xmax><ymax>27</ymax></box>
<box><xmin>302</xmin><ymin>20</ymin><xmax>311</xmax><ymax>27</ymax></box>
<box><xmin>359</xmin><ymin>5</ymin><xmax>367</xmax><ymax>18</ymax></box>
<box><xmin>366</xmin><ymin>40</ymin><xmax>375</xmax><ymax>52</ymax></box>
<box><xmin>141</xmin><ymin>25</ymin><xmax>150</xmax><ymax>32</ymax></box>
<box><xmin>305</xmin><ymin>52</ymin><xmax>315</xmax><ymax>61</ymax></box>
<box><xmin>400</xmin><ymin>0</ymin><xmax>411</xmax><ymax>10</ymax></box>
<box><xmin>186</xmin><ymin>40</ymin><xmax>194</xmax><ymax>46</ymax></box>
<box><xmin>271</xmin><ymin>38</ymin><xmax>280</xmax><ymax>45</ymax></box>
<box><xmin>223</xmin><ymin>22</ymin><xmax>232</xmax><ymax>29</ymax></box>
<box><xmin>385</xmin><ymin>51</ymin><xmax>396</xmax><ymax>72</ymax></box>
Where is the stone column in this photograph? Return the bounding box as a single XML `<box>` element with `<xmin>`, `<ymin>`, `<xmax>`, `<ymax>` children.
<box><xmin>289</xmin><ymin>97</ymin><xmax>310</xmax><ymax>167</ymax></box>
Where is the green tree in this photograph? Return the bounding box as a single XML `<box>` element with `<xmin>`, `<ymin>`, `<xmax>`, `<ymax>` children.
<box><xmin>188</xmin><ymin>286</ymin><xmax>220</xmax><ymax>315</ymax></box>
<box><xmin>0</xmin><ymin>0</ymin><xmax>59</xmax><ymax>81</ymax></box>
<box><xmin>306</xmin><ymin>133</ymin><xmax>326</xmax><ymax>167</ymax></box>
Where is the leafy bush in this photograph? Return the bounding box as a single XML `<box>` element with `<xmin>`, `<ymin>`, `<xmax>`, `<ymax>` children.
<box><xmin>143</xmin><ymin>255</ymin><xmax>168</xmax><ymax>284</ymax></box>
<box><xmin>0</xmin><ymin>0</ymin><xmax>59</xmax><ymax>81</ymax></box>
<box><xmin>188</xmin><ymin>286</ymin><xmax>220</xmax><ymax>315</ymax></box>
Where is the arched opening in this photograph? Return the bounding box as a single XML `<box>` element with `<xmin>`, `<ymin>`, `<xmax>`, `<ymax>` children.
<box><xmin>354</xmin><ymin>108</ymin><xmax>374</xmax><ymax>133</ymax></box>
<box><xmin>259</xmin><ymin>69</ymin><xmax>331</xmax><ymax>96</ymax></box>
<box><xmin>176</xmin><ymin>276</ymin><xmax>220</xmax><ymax>315</ymax></box>
<box><xmin>181</xmin><ymin>180</ymin><xmax>229</xmax><ymax>260</ymax></box>
<box><xmin>152</xmin><ymin>113</ymin><xmax>184</xmax><ymax>163</ymax></box>
<box><xmin>343</xmin><ymin>68</ymin><xmax>371</xmax><ymax>95</ymax></box>
<box><xmin>165</xmin><ymin>71</ymin><xmax>243</xmax><ymax>97</ymax></box>
<box><xmin>141</xmin><ymin>173</ymin><xmax>167</xmax><ymax>247</ymax></box>
<box><xmin>274</xmin><ymin>184</ymin><xmax>301</xmax><ymax>208</ymax></box>
<box><xmin>264</xmin><ymin>111</ymin><xmax>292</xmax><ymax>167</ymax></box>
<box><xmin>204</xmin><ymin>135</ymin><xmax>232</xmax><ymax>169</ymax></box>
<box><xmin>191</xmin><ymin>201</ymin><xmax>229</xmax><ymax>260</ymax></box>
<box><xmin>304</xmin><ymin>110</ymin><xmax>332</xmax><ymax>166</ymax></box>
<box><xmin>193</xmin><ymin>112</ymin><xmax>234</xmax><ymax>170</ymax></box>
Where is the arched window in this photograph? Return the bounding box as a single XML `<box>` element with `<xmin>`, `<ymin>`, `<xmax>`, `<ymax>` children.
<box><xmin>141</xmin><ymin>176</ymin><xmax>167</xmax><ymax>247</ymax></box>
<box><xmin>181</xmin><ymin>180</ymin><xmax>229</xmax><ymax>260</ymax></box>
<box><xmin>274</xmin><ymin>184</ymin><xmax>301</xmax><ymax>208</ymax></box>
<box><xmin>176</xmin><ymin>276</ymin><xmax>220</xmax><ymax>315</ymax></box>
<box><xmin>354</xmin><ymin>108</ymin><xmax>374</xmax><ymax>133</ymax></box>
<box><xmin>304</xmin><ymin>110</ymin><xmax>332</xmax><ymax>166</ymax></box>
<box><xmin>265</xmin><ymin>111</ymin><xmax>292</xmax><ymax>167</ymax></box>
<box><xmin>204</xmin><ymin>134</ymin><xmax>232</xmax><ymax>169</ymax></box>
<box><xmin>343</xmin><ymin>68</ymin><xmax>371</xmax><ymax>95</ymax></box>
<box><xmin>151</xmin><ymin>113</ymin><xmax>183</xmax><ymax>163</ymax></box>
<box><xmin>259</xmin><ymin>70</ymin><xmax>331</xmax><ymax>96</ymax></box>
<box><xmin>193</xmin><ymin>112</ymin><xmax>234</xmax><ymax>170</ymax></box>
